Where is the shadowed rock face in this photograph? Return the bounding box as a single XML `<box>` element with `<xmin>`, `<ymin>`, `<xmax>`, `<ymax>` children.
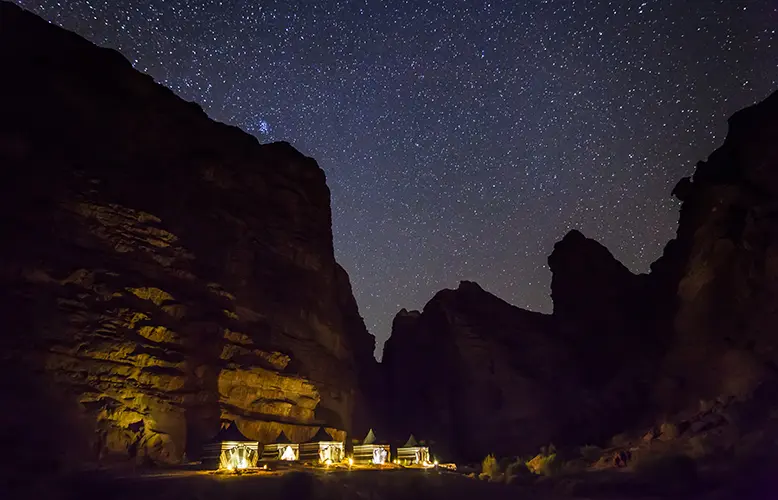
<box><xmin>549</xmin><ymin>229</ymin><xmax>662</xmax><ymax>386</ymax></box>
<box><xmin>383</xmin><ymin>282</ymin><xmax>577</xmax><ymax>461</ymax></box>
<box><xmin>0</xmin><ymin>2</ymin><xmax>376</xmax><ymax>467</ymax></box>
<box><xmin>382</xmin><ymin>244</ymin><xmax>661</xmax><ymax>461</ymax></box>
<box><xmin>654</xmin><ymin>90</ymin><xmax>778</xmax><ymax>411</ymax></box>
<box><xmin>384</xmin><ymin>91</ymin><xmax>778</xmax><ymax>460</ymax></box>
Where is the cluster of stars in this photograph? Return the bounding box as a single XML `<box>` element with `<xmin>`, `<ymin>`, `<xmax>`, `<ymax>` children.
<box><xmin>18</xmin><ymin>0</ymin><xmax>778</xmax><ymax>358</ymax></box>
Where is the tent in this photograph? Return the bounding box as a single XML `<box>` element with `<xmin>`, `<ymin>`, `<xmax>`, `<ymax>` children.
<box><xmin>261</xmin><ymin>430</ymin><xmax>299</xmax><ymax>462</ymax></box>
<box><xmin>299</xmin><ymin>426</ymin><xmax>345</xmax><ymax>464</ymax></box>
<box><xmin>353</xmin><ymin>429</ymin><xmax>391</xmax><ymax>465</ymax></box>
<box><xmin>201</xmin><ymin>421</ymin><xmax>260</xmax><ymax>470</ymax></box>
<box><xmin>396</xmin><ymin>434</ymin><xmax>430</xmax><ymax>465</ymax></box>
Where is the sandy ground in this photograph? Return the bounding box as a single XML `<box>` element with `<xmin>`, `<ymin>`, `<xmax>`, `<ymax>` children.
<box><xmin>9</xmin><ymin>462</ymin><xmax>776</xmax><ymax>500</ymax></box>
<box><xmin>44</xmin><ymin>467</ymin><xmax>567</xmax><ymax>500</ymax></box>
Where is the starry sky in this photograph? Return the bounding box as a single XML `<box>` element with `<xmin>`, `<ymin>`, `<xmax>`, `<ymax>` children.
<box><xmin>17</xmin><ymin>0</ymin><xmax>777</xmax><ymax>359</ymax></box>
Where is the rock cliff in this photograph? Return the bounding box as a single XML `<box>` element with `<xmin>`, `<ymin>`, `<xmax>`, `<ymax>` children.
<box><xmin>654</xmin><ymin>90</ymin><xmax>778</xmax><ymax>412</ymax></box>
<box><xmin>383</xmin><ymin>282</ymin><xmax>578</xmax><ymax>460</ymax></box>
<box><xmin>382</xmin><ymin>237</ymin><xmax>661</xmax><ymax>460</ymax></box>
<box><xmin>383</xmin><ymin>91</ymin><xmax>778</xmax><ymax>460</ymax></box>
<box><xmin>0</xmin><ymin>1</ymin><xmax>377</xmax><ymax>469</ymax></box>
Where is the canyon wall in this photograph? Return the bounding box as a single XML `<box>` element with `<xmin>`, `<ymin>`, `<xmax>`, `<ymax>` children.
<box><xmin>654</xmin><ymin>90</ymin><xmax>778</xmax><ymax>411</ymax></box>
<box><xmin>382</xmin><ymin>282</ymin><xmax>576</xmax><ymax>461</ymax></box>
<box><xmin>0</xmin><ymin>1</ymin><xmax>377</xmax><ymax>469</ymax></box>
<box><xmin>382</xmin><ymin>234</ymin><xmax>661</xmax><ymax>461</ymax></box>
<box><xmin>383</xmin><ymin>90</ymin><xmax>778</xmax><ymax>460</ymax></box>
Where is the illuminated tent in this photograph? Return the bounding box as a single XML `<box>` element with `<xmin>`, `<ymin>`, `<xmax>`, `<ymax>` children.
<box><xmin>353</xmin><ymin>428</ymin><xmax>391</xmax><ymax>465</ymax></box>
<box><xmin>261</xmin><ymin>430</ymin><xmax>299</xmax><ymax>462</ymax></box>
<box><xmin>201</xmin><ymin>421</ymin><xmax>259</xmax><ymax>470</ymax></box>
<box><xmin>397</xmin><ymin>434</ymin><xmax>430</xmax><ymax>465</ymax></box>
<box><xmin>299</xmin><ymin>427</ymin><xmax>345</xmax><ymax>464</ymax></box>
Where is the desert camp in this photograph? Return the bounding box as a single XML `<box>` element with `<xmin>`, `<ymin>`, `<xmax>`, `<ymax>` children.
<box><xmin>201</xmin><ymin>422</ymin><xmax>260</xmax><ymax>470</ymax></box>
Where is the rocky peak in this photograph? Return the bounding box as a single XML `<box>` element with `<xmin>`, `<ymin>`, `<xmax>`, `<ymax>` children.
<box><xmin>549</xmin><ymin>230</ymin><xmax>639</xmax><ymax>320</ymax></box>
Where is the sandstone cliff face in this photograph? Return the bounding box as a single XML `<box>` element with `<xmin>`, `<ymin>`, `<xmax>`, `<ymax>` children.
<box><xmin>655</xmin><ymin>90</ymin><xmax>778</xmax><ymax>411</ymax></box>
<box><xmin>0</xmin><ymin>2</ymin><xmax>375</xmax><ymax>467</ymax></box>
<box><xmin>383</xmin><ymin>281</ymin><xmax>578</xmax><ymax>461</ymax></box>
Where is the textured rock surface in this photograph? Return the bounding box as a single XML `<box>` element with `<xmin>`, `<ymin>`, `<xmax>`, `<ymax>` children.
<box><xmin>0</xmin><ymin>1</ymin><xmax>376</xmax><ymax>467</ymax></box>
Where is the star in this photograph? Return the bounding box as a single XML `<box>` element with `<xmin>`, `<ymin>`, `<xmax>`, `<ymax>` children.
<box><xmin>19</xmin><ymin>0</ymin><xmax>778</xmax><ymax>359</ymax></box>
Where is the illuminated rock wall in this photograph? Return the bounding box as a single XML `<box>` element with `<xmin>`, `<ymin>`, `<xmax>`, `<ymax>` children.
<box><xmin>0</xmin><ymin>2</ymin><xmax>376</xmax><ymax>466</ymax></box>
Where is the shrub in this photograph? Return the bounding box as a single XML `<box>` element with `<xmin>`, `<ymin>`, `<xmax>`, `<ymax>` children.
<box><xmin>526</xmin><ymin>453</ymin><xmax>560</xmax><ymax>476</ymax></box>
<box><xmin>480</xmin><ymin>454</ymin><xmax>500</xmax><ymax>479</ymax></box>
<box><xmin>579</xmin><ymin>445</ymin><xmax>603</xmax><ymax>462</ymax></box>
<box><xmin>504</xmin><ymin>459</ymin><xmax>532</xmax><ymax>484</ymax></box>
<box><xmin>660</xmin><ymin>422</ymin><xmax>680</xmax><ymax>440</ymax></box>
<box><xmin>539</xmin><ymin>443</ymin><xmax>557</xmax><ymax>456</ymax></box>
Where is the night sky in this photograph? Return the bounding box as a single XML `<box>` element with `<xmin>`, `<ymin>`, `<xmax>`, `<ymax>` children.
<box><xmin>17</xmin><ymin>1</ymin><xmax>777</xmax><ymax>358</ymax></box>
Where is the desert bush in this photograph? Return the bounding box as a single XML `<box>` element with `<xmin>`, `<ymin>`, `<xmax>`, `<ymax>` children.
<box><xmin>526</xmin><ymin>452</ymin><xmax>560</xmax><ymax>476</ymax></box>
<box><xmin>480</xmin><ymin>453</ymin><xmax>500</xmax><ymax>479</ymax></box>
<box><xmin>539</xmin><ymin>443</ymin><xmax>557</xmax><ymax>456</ymax></box>
<box><xmin>633</xmin><ymin>452</ymin><xmax>698</xmax><ymax>485</ymax></box>
<box><xmin>497</xmin><ymin>455</ymin><xmax>513</xmax><ymax>475</ymax></box>
<box><xmin>579</xmin><ymin>444</ymin><xmax>603</xmax><ymax>462</ymax></box>
<box><xmin>504</xmin><ymin>458</ymin><xmax>532</xmax><ymax>484</ymax></box>
<box><xmin>660</xmin><ymin>421</ymin><xmax>680</xmax><ymax>440</ymax></box>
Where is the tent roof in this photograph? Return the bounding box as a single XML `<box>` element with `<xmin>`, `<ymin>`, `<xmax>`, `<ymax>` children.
<box><xmin>212</xmin><ymin>422</ymin><xmax>254</xmax><ymax>443</ymax></box>
<box><xmin>307</xmin><ymin>426</ymin><xmax>336</xmax><ymax>443</ymax></box>
<box><xmin>362</xmin><ymin>428</ymin><xmax>388</xmax><ymax>445</ymax></box>
<box><xmin>273</xmin><ymin>430</ymin><xmax>293</xmax><ymax>444</ymax></box>
<box><xmin>402</xmin><ymin>434</ymin><xmax>419</xmax><ymax>448</ymax></box>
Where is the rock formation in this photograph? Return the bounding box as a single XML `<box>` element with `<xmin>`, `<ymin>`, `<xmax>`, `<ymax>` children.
<box><xmin>383</xmin><ymin>282</ymin><xmax>578</xmax><ymax>461</ymax></box>
<box><xmin>384</xmin><ymin>90</ymin><xmax>778</xmax><ymax>460</ymax></box>
<box><xmin>382</xmin><ymin>239</ymin><xmax>662</xmax><ymax>460</ymax></box>
<box><xmin>654</xmin><ymin>90</ymin><xmax>778</xmax><ymax>412</ymax></box>
<box><xmin>0</xmin><ymin>1</ymin><xmax>377</xmax><ymax>469</ymax></box>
